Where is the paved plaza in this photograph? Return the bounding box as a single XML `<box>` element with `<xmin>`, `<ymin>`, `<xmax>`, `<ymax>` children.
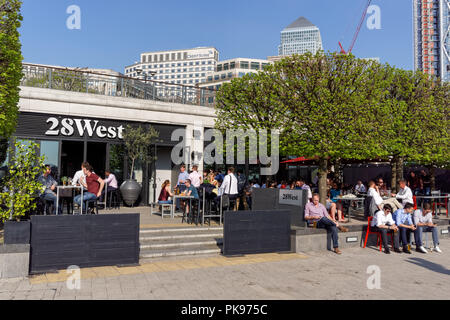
<box><xmin>0</xmin><ymin>238</ymin><xmax>448</xmax><ymax>300</ymax></box>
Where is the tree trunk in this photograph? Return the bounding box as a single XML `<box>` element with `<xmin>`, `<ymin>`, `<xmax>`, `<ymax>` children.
<box><xmin>391</xmin><ymin>158</ymin><xmax>397</xmax><ymax>193</ymax></box>
<box><xmin>318</xmin><ymin>158</ymin><xmax>328</xmax><ymax>205</ymax></box>
<box><xmin>396</xmin><ymin>156</ymin><xmax>404</xmax><ymax>185</ymax></box>
<box><xmin>430</xmin><ymin>166</ymin><xmax>436</xmax><ymax>191</ymax></box>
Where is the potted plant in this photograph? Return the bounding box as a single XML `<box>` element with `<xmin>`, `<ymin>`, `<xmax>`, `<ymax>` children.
<box><xmin>120</xmin><ymin>125</ymin><xmax>159</xmax><ymax>206</ymax></box>
<box><xmin>0</xmin><ymin>141</ymin><xmax>45</xmax><ymax>244</ymax></box>
<box><xmin>61</xmin><ymin>176</ymin><xmax>68</xmax><ymax>186</ymax></box>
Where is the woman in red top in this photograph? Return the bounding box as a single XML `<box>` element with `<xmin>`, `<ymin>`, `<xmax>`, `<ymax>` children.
<box><xmin>158</xmin><ymin>180</ymin><xmax>174</xmax><ymax>204</ymax></box>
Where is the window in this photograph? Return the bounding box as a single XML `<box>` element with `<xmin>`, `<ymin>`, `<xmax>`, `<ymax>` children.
<box><xmin>228</xmin><ymin>72</ymin><xmax>232</xmax><ymax>78</ymax></box>
<box><xmin>240</xmin><ymin>61</ymin><xmax>249</xmax><ymax>69</ymax></box>
<box><xmin>217</xmin><ymin>64</ymin><xmax>223</xmax><ymax>72</ymax></box>
<box><xmin>214</xmin><ymin>75</ymin><xmax>219</xmax><ymax>80</ymax></box>
<box><xmin>177</xmin><ymin>63</ymin><xmax>181</xmax><ymax>67</ymax></box>
<box><xmin>207</xmin><ymin>76</ymin><xmax>213</xmax><ymax>81</ymax></box>
<box><xmin>202</xmin><ymin>61</ymin><xmax>206</xmax><ymax>65</ymax></box>
<box><xmin>189</xmin><ymin>62</ymin><xmax>193</xmax><ymax>66</ymax></box>
<box><xmin>171</xmin><ymin>53</ymin><xmax>176</xmax><ymax>60</ymax></box>
<box><xmin>195</xmin><ymin>73</ymin><xmax>199</xmax><ymax>77</ymax></box>
<box><xmin>40</xmin><ymin>140</ymin><xmax>59</xmax><ymax>166</ymax></box>
<box><xmin>154</xmin><ymin>55</ymin><xmax>158</xmax><ymax>62</ymax></box>
<box><xmin>201</xmin><ymin>73</ymin><xmax>205</xmax><ymax>77</ymax></box>
<box><xmin>195</xmin><ymin>67</ymin><xmax>199</xmax><ymax>71</ymax></box>
<box><xmin>195</xmin><ymin>61</ymin><xmax>200</xmax><ymax>65</ymax></box>
<box><xmin>221</xmin><ymin>73</ymin><xmax>226</xmax><ymax>79</ymax></box>
<box><xmin>177</xmin><ymin>52</ymin><xmax>181</xmax><ymax>60</ymax></box>
<box><xmin>160</xmin><ymin>54</ymin><xmax>164</xmax><ymax>61</ymax></box>
<box><xmin>165</xmin><ymin>53</ymin><xmax>170</xmax><ymax>61</ymax></box>
<box><xmin>251</xmin><ymin>62</ymin><xmax>260</xmax><ymax>70</ymax></box>
<box><xmin>142</xmin><ymin>56</ymin><xmax>147</xmax><ymax>63</ymax></box>
<box><xmin>189</xmin><ymin>74</ymin><xmax>193</xmax><ymax>78</ymax></box>
<box><xmin>223</xmin><ymin>63</ymin><xmax>229</xmax><ymax>71</ymax></box>
<box><xmin>230</xmin><ymin>62</ymin><xmax>236</xmax><ymax>69</ymax></box>
<box><xmin>238</xmin><ymin>72</ymin><xmax>245</xmax><ymax>77</ymax></box>
<box><xmin>183</xmin><ymin>80</ymin><xmax>187</xmax><ymax>84</ymax></box>
<box><xmin>183</xmin><ymin>68</ymin><xmax>187</xmax><ymax>72</ymax></box>
<box><xmin>148</xmin><ymin>55</ymin><xmax>152</xmax><ymax>62</ymax></box>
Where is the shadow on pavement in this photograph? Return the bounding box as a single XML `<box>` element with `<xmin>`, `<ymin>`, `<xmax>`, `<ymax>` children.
<box><xmin>406</xmin><ymin>257</ymin><xmax>450</xmax><ymax>276</ymax></box>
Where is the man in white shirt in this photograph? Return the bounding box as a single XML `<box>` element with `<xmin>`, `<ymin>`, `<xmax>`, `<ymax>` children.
<box><xmin>392</xmin><ymin>179</ymin><xmax>414</xmax><ymax>206</ymax></box>
<box><xmin>368</xmin><ymin>181</ymin><xmax>402</xmax><ymax>215</ymax></box>
<box><xmin>188</xmin><ymin>165</ymin><xmax>202</xmax><ymax>188</ymax></box>
<box><xmin>72</xmin><ymin>162</ymin><xmax>89</xmax><ymax>190</ymax></box>
<box><xmin>413</xmin><ymin>203</ymin><xmax>442</xmax><ymax>253</ymax></box>
<box><xmin>218</xmin><ymin>167</ymin><xmax>238</xmax><ymax>210</ymax></box>
<box><xmin>371</xmin><ymin>204</ymin><xmax>401</xmax><ymax>254</ymax></box>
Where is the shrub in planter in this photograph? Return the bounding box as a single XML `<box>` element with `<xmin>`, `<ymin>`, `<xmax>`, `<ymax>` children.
<box><xmin>0</xmin><ymin>142</ymin><xmax>45</xmax><ymax>244</ymax></box>
<box><xmin>120</xmin><ymin>125</ymin><xmax>159</xmax><ymax>206</ymax></box>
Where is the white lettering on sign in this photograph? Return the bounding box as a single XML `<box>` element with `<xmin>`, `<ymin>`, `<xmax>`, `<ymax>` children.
<box><xmin>45</xmin><ymin>117</ymin><xmax>123</xmax><ymax>140</ymax></box>
<box><xmin>279</xmin><ymin>189</ymin><xmax>302</xmax><ymax>207</ymax></box>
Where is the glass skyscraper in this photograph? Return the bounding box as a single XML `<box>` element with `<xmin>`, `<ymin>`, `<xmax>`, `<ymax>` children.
<box><xmin>413</xmin><ymin>0</ymin><xmax>450</xmax><ymax>82</ymax></box>
<box><xmin>278</xmin><ymin>16</ymin><xmax>323</xmax><ymax>56</ymax></box>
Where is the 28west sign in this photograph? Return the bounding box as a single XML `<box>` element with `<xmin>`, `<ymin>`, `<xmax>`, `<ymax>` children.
<box><xmin>45</xmin><ymin>117</ymin><xmax>124</xmax><ymax>140</ymax></box>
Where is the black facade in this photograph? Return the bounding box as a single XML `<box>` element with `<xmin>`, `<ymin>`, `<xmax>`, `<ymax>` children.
<box><xmin>10</xmin><ymin>112</ymin><xmax>183</xmax><ymax>205</ymax></box>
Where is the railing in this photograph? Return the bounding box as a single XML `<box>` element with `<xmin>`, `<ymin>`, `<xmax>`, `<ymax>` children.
<box><xmin>20</xmin><ymin>63</ymin><xmax>217</xmax><ymax>107</ymax></box>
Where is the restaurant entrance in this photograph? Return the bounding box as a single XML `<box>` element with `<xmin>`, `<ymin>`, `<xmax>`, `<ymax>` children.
<box><xmin>60</xmin><ymin>141</ymin><xmax>84</xmax><ymax>179</ymax></box>
<box><xmin>87</xmin><ymin>142</ymin><xmax>106</xmax><ymax>177</ymax></box>
<box><xmin>60</xmin><ymin>141</ymin><xmax>107</xmax><ymax>179</ymax></box>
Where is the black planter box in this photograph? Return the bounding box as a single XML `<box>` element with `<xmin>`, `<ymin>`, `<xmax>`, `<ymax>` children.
<box><xmin>4</xmin><ymin>221</ymin><xmax>31</xmax><ymax>245</ymax></box>
<box><xmin>29</xmin><ymin>214</ymin><xmax>140</xmax><ymax>274</ymax></box>
<box><xmin>223</xmin><ymin>210</ymin><xmax>291</xmax><ymax>256</ymax></box>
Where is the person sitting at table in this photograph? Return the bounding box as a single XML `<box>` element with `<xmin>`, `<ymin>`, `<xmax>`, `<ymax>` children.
<box><xmin>376</xmin><ymin>177</ymin><xmax>388</xmax><ymax>196</ymax></box>
<box><xmin>304</xmin><ymin>194</ymin><xmax>349</xmax><ymax>255</ymax></box>
<box><xmin>38</xmin><ymin>164</ymin><xmax>61</xmax><ymax>215</ymax></box>
<box><xmin>391</xmin><ymin>179</ymin><xmax>414</xmax><ymax>207</ymax></box>
<box><xmin>392</xmin><ymin>203</ymin><xmax>416</xmax><ymax>254</ymax></box>
<box><xmin>355</xmin><ymin>180</ymin><xmax>366</xmax><ymax>194</ymax></box>
<box><xmin>72</xmin><ymin>162</ymin><xmax>90</xmax><ymax>189</ymax></box>
<box><xmin>368</xmin><ymin>180</ymin><xmax>403</xmax><ymax>214</ymax></box>
<box><xmin>180</xmin><ymin>179</ymin><xmax>199</xmax><ymax>216</ymax></box>
<box><xmin>413</xmin><ymin>203</ymin><xmax>442</xmax><ymax>253</ymax></box>
<box><xmin>328</xmin><ymin>182</ymin><xmax>345</xmax><ymax>223</ymax></box>
<box><xmin>74</xmin><ymin>165</ymin><xmax>105</xmax><ymax>214</ymax></box>
<box><xmin>100</xmin><ymin>170</ymin><xmax>118</xmax><ymax>203</ymax></box>
<box><xmin>158</xmin><ymin>180</ymin><xmax>174</xmax><ymax>204</ymax></box>
<box><xmin>371</xmin><ymin>204</ymin><xmax>401</xmax><ymax>254</ymax></box>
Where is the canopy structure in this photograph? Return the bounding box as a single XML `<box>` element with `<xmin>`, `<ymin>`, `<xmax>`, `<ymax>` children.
<box><xmin>280</xmin><ymin>157</ymin><xmax>311</xmax><ymax>164</ymax></box>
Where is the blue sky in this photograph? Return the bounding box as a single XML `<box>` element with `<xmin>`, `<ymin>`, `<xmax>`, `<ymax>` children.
<box><xmin>20</xmin><ymin>0</ymin><xmax>414</xmax><ymax>72</ymax></box>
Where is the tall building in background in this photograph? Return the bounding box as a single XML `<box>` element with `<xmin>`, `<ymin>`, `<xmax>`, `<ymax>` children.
<box><xmin>124</xmin><ymin>47</ymin><xmax>219</xmax><ymax>85</ymax></box>
<box><xmin>413</xmin><ymin>0</ymin><xmax>450</xmax><ymax>81</ymax></box>
<box><xmin>278</xmin><ymin>16</ymin><xmax>323</xmax><ymax>56</ymax></box>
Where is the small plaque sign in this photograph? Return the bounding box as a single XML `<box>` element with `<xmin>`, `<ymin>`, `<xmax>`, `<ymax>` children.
<box><xmin>279</xmin><ymin>189</ymin><xmax>302</xmax><ymax>207</ymax></box>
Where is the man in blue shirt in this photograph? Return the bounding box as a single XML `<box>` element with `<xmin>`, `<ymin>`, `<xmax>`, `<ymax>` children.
<box><xmin>176</xmin><ymin>165</ymin><xmax>190</xmax><ymax>210</ymax></box>
<box><xmin>38</xmin><ymin>165</ymin><xmax>61</xmax><ymax>215</ymax></box>
<box><xmin>393</xmin><ymin>203</ymin><xmax>417</xmax><ymax>254</ymax></box>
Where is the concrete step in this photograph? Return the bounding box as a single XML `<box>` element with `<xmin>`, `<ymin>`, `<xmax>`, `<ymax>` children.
<box><xmin>140</xmin><ymin>226</ymin><xmax>223</xmax><ymax>234</ymax></box>
<box><xmin>139</xmin><ymin>244</ymin><xmax>223</xmax><ymax>259</ymax></box>
<box><xmin>140</xmin><ymin>232</ymin><xmax>223</xmax><ymax>242</ymax></box>
<box><xmin>138</xmin><ymin>225</ymin><xmax>224</xmax><ymax>260</ymax></box>
<box><xmin>140</xmin><ymin>238</ymin><xmax>223</xmax><ymax>250</ymax></box>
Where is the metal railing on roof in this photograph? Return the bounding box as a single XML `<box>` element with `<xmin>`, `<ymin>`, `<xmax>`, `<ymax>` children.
<box><xmin>20</xmin><ymin>63</ymin><xmax>216</xmax><ymax>107</ymax></box>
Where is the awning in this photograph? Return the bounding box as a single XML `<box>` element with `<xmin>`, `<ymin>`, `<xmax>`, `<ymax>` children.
<box><xmin>280</xmin><ymin>157</ymin><xmax>311</xmax><ymax>164</ymax></box>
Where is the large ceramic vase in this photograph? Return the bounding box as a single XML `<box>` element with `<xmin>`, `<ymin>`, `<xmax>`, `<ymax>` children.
<box><xmin>120</xmin><ymin>179</ymin><xmax>142</xmax><ymax>206</ymax></box>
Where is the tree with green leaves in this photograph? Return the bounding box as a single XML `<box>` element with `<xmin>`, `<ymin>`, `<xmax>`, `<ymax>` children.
<box><xmin>377</xmin><ymin>68</ymin><xmax>449</xmax><ymax>191</ymax></box>
<box><xmin>0</xmin><ymin>0</ymin><xmax>23</xmax><ymax>164</ymax></box>
<box><xmin>122</xmin><ymin>125</ymin><xmax>160</xmax><ymax>179</ymax></box>
<box><xmin>0</xmin><ymin>141</ymin><xmax>45</xmax><ymax>222</ymax></box>
<box><xmin>217</xmin><ymin>51</ymin><xmax>389</xmax><ymax>203</ymax></box>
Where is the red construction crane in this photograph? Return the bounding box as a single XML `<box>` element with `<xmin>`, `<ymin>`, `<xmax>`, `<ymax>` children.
<box><xmin>339</xmin><ymin>0</ymin><xmax>373</xmax><ymax>54</ymax></box>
